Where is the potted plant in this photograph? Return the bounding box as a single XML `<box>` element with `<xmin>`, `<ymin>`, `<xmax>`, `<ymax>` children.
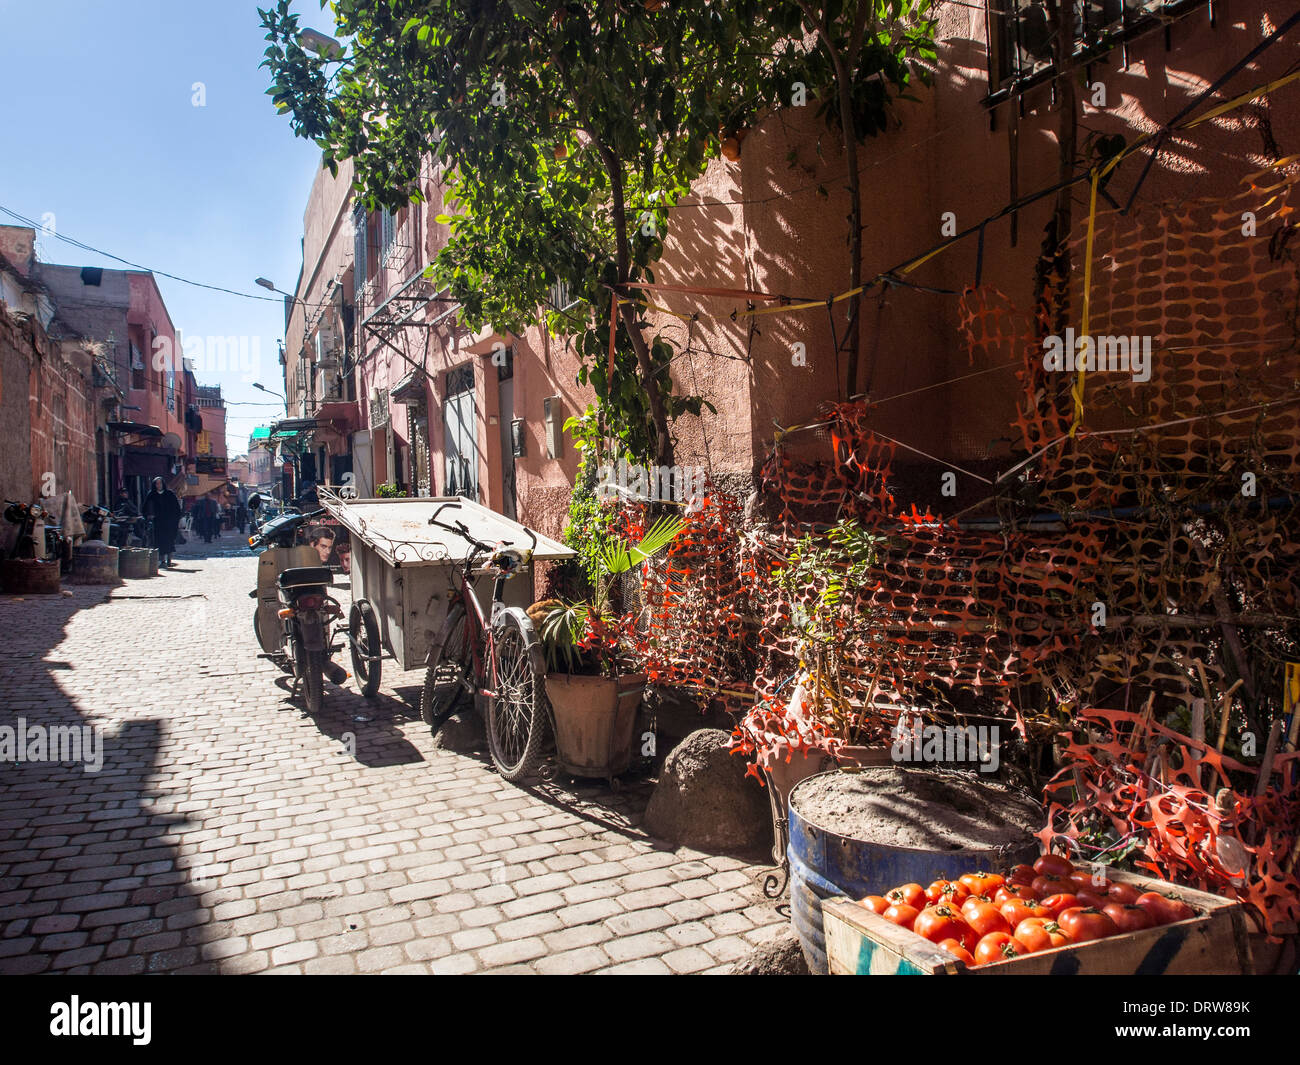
<box><xmin>732</xmin><ymin>519</ymin><xmax>892</xmax><ymax>807</ymax></box>
<box><xmin>539</xmin><ymin>514</ymin><xmax>684</xmax><ymax>777</ymax></box>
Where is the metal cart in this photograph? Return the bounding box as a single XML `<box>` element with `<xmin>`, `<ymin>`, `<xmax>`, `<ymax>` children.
<box><xmin>316</xmin><ymin>488</ymin><xmax>574</xmax><ymax>697</ymax></box>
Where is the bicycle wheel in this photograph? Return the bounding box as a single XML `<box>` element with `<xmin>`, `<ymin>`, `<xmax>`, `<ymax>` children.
<box><xmin>349</xmin><ymin>600</ymin><xmax>382</xmax><ymax>699</ymax></box>
<box><xmin>487</xmin><ymin>611</ymin><xmax>549</xmax><ymax>782</ymax></box>
<box><xmin>420</xmin><ymin>604</ymin><xmax>469</xmax><ymax>728</ymax></box>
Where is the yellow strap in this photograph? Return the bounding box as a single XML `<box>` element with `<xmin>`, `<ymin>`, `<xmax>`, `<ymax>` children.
<box><xmin>1184</xmin><ymin>70</ymin><xmax>1300</xmax><ymax>129</ymax></box>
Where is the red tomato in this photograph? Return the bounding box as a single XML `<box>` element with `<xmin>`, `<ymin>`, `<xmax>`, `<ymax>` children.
<box><xmin>962</xmin><ymin>900</ymin><xmax>1011</xmax><ymax>938</ymax></box>
<box><xmin>958</xmin><ymin>871</ymin><xmax>1005</xmax><ymax>896</ymax></box>
<box><xmin>1033</xmin><ymin>853</ymin><xmax>1076</xmax><ymax>878</ymax></box>
<box><xmin>959</xmin><ymin>894</ymin><xmax>992</xmax><ymax>919</ymax></box>
<box><xmin>1104</xmin><ymin>902</ymin><xmax>1155</xmax><ymax>933</ymax></box>
<box><xmin>993</xmin><ymin>882</ymin><xmax>1041</xmax><ymax>905</ymax></box>
<box><xmin>1075</xmin><ymin>887</ymin><xmax>1110</xmax><ymax>909</ymax></box>
<box><xmin>1134</xmin><ymin>891</ymin><xmax>1196</xmax><ymax>926</ymax></box>
<box><xmin>999</xmin><ymin>898</ymin><xmax>1049</xmax><ymax>930</ymax></box>
<box><xmin>1032</xmin><ymin>874</ymin><xmax>1074</xmax><ymax>898</ymax></box>
<box><xmin>1069</xmin><ymin>870</ymin><xmax>1110</xmax><ymax>894</ymax></box>
<box><xmin>972</xmin><ymin>931</ymin><xmax>1028</xmax><ymax>966</ymax></box>
<box><xmin>914</xmin><ymin>904</ymin><xmax>977</xmax><ymax>949</ymax></box>
<box><xmin>1106</xmin><ymin>881</ymin><xmax>1142</xmax><ymax>905</ymax></box>
<box><xmin>858</xmin><ymin>894</ymin><xmax>889</xmax><ymax>915</ymax></box>
<box><xmin>1014</xmin><ymin>917</ymin><xmax>1073</xmax><ymax>953</ymax></box>
<box><xmin>883</xmin><ymin>883</ymin><xmax>926</xmax><ymax>910</ymax></box>
<box><xmin>924</xmin><ymin>879</ymin><xmax>968</xmax><ymax>906</ymax></box>
<box><xmin>882</xmin><ymin>903</ymin><xmax>920</xmax><ymax>930</ymax></box>
<box><xmin>937</xmin><ymin>938</ymin><xmax>976</xmax><ymax>965</ymax></box>
<box><xmin>1057</xmin><ymin>906</ymin><xmax>1119</xmax><ymax>943</ymax></box>
<box><xmin>1007</xmin><ymin>863</ymin><xmax>1037</xmax><ymax>886</ymax></box>
<box><xmin>1039</xmin><ymin>892</ymin><xmax>1081</xmax><ymax>918</ymax></box>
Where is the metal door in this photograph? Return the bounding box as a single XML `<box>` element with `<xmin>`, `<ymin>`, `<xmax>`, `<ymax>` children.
<box><xmin>443</xmin><ymin>364</ymin><xmax>478</xmax><ymax>500</ymax></box>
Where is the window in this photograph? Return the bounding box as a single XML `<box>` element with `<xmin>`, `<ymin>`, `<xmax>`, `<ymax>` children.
<box><xmin>130</xmin><ymin>341</ymin><xmax>145</xmax><ymax>391</ymax></box>
<box><xmin>352</xmin><ymin>204</ymin><xmax>367</xmax><ymax>299</ymax></box>
<box><xmin>985</xmin><ymin>1</ymin><xmax>1205</xmax><ymax>98</ymax></box>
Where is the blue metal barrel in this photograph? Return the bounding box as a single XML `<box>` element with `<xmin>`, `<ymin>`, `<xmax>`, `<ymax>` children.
<box><xmin>788</xmin><ymin>771</ymin><xmax>1041</xmax><ymax>974</ymax></box>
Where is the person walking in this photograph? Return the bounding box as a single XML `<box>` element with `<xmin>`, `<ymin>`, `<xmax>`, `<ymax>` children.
<box><xmin>143</xmin><ymin>476</ymin><xmax>182</xmax><ymax>568</ymax></box>
<box><xmin>235</xmin><ymin>500</ymin><xmax>248</xmax><ymax>536</ymax></box>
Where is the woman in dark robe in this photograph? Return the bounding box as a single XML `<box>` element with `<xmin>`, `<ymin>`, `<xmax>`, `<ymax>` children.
<box><xmin>143</xmin><ymin>476</ymin><xmax>182</xmax><ymax>567</ymax></box>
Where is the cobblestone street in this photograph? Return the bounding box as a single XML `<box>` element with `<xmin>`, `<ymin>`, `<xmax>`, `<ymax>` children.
<box><xmin>0</xmin><ymin>535</ymin><xmax>785</xmax><ymax>974</ymax></box>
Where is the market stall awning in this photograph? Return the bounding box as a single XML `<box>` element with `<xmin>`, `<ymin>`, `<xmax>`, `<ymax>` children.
<box><xmin>107</xmin><ymin>421</ymin><xmax>163</xmax><ymax>438</ymax></box>
<box><xmin>390</xmin><ymin>369</ymin><xmax>427</xmax><ymax>404</ymax></box>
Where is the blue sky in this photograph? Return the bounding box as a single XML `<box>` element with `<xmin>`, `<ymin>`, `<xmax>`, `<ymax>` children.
<box><xmin>0</xmin><ymin>0</ymin><xmax>330</xmax><ymax>455</ymax></box>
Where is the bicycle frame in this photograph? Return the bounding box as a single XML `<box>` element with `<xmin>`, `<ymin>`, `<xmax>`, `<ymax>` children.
<box><xmin>445</xmin><ymin>552</ymin><xmax>512</xmax><ymax>703</ymax></box>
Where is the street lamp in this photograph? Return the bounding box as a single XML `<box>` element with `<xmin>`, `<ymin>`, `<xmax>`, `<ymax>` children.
<box><xmin>300</xmin><ymin>28</ymin><xmax>343</xmax><ymax>58</ymax></box>
<box><xmin>253</xmin><ymin>382</ymin><xmax>289</xmax><ymax>415</ymax></box>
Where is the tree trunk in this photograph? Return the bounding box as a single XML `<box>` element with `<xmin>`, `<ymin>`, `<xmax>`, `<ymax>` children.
<box><xmin>830</xmin><ymin>44</ymin><xmax>863</xmax><ymax>398</ymax></box>
<box><xmin>599</xmin><ymin>140</ymin><xmax>676</xmax><ymax>469</ymax></box>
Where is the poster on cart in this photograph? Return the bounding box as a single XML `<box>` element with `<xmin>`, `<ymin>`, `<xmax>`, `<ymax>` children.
<box><xmin>304</xmin><ymin>514</ymin><xmax>352</xmax><ymax>574</ymax></box>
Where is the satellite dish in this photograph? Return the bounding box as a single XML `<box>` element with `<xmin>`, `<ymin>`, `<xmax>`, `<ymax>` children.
<box><xmin>162</xmin><ymin>431</ymin><xmax>182</xmax><ymax>451</ymax></box>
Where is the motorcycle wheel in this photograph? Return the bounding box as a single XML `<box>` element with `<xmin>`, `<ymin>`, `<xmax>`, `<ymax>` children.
<box><xmin>302</xmin><ymin>649</ymin><xmax>324</xmax><ymax>716</ymax></box>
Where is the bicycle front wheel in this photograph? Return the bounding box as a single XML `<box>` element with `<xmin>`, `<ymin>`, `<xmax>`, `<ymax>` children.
<box><xmin>487</xmin><ymin>611</ymin><xmax>549</xmax><ymax>782</ymax></box>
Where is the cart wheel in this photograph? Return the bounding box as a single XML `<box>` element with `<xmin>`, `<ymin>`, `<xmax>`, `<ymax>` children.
<box><xmin>487</xmin><ymin>612</ymin><xmax>550</xmax><ymax>783</ymax></box>
<box><xmin>349</xmin><ymin>601</ymin><xmax>382</xmax><ymax>699</ymax></box>
<box><xmin>421</xmin><ymin>605</ymin><xmax>469</xmax><ymax>728</ymax></box>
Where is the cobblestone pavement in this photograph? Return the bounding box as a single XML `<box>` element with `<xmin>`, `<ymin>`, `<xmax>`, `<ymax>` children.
<box><xmin>0</xmin><ymin>533</ymin><xmax>785</xmax><ymax>974</ymax></box>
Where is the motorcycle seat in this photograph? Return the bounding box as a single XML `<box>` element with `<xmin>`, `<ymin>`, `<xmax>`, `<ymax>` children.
<box><xmin>277</xmin><ymin>566</ymin><xmax>333</xmax><ymax>589</ymax></box>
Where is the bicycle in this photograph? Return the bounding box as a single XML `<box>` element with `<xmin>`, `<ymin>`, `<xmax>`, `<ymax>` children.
<box><xmin>420</xmin><ymin>501</ymin><xmax>549</xmax><ymax>782</ymax></box>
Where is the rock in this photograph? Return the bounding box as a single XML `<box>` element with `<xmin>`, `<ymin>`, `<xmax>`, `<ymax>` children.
<box><xmin>430</xmin><ymin>710</ymin><xmax>487</xmax><ymax>754</ymax></box>
<box><xmin>644</xmin><ymin>728</ymin><xmax>772</xmax><ymax>855</ymax></box>
<box><xmin>731</xmin><ymin>926</ymin><xmax>809</xmax><ymax>975</ymax></box>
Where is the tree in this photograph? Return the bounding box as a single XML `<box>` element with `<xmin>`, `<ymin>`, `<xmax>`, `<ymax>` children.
<box><xmin>260</xmin><ymin>0</ymin><xmax>934</xmax><ymax>462</ymax></box>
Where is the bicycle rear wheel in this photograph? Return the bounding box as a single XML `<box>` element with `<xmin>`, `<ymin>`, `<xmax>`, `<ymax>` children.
<box><xmin>487</xmin><ymin>611</ymin><xmax>549</xmax><ymax>782</ymax></box>
<box><xmin>421</xmin><ymin>604</ymin><xmax>469</xmax><ymax>729</ymax></box>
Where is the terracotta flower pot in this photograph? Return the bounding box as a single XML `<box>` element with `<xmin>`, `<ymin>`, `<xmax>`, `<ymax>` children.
<box><xmin>546</xmin><ymin>672</ymin><xmax>645</xmax><ymax>778</ymax></box>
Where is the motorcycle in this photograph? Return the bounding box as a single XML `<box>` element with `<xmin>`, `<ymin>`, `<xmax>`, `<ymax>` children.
<box><xmin>81</xmin><ymin>504</ymin><xmax>112</xmax><ymax>542</ymax></box>
<box><xmin>3</xmin><ymin>500</ymin><xmax>44</xmax><ymax>559</ymax></box>
<box><xmin>246</xmin><ymin>500</ymin><xmax>348</xmax><ymax>714</ymax></box>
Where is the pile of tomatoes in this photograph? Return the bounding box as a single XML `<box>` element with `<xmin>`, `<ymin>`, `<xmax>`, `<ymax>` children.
<box><xmin>856</xmin><ymin>853</ymin><xmax>1197</xmax><ymax>967</ymax></box>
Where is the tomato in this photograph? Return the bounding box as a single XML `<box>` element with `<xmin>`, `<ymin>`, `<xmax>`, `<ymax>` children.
<box><xmin>962</xmin><ymin>899</ymin><xmax>1011</xmax><ymax>938</ymax></box>
<box><xmin>1134</xmin><ymin>892</ymin><xmax>1196</xmax><ymax>926</ymax></box>
<box><xmin>914</xmin><ymin>904</ymin><xmax>977</xmax><ymax>949</ymax></box>
<box><xmin>1069</xmin><ymin>870</ymin><xmax>1110</xmax><ymax>894</ymax></box>
<box><xmin>1014</xmin><ymin>917</ymin><xmax>1073</xmax><ymax>953</ymax></box>
<box><xmin>1033</xmin><ymin>853</ymin><xmax>1076</xmax><ymax>878</ymax></box>
<box><xmin>883</xmin><ymin>883</ymin><xmax>926</xmax><ymax>910</ymax></box>
<box><xmin>958</xmin><ymin>871</ymin><xmax>1005</xmax><ymax>896</ymax></box>
<box><xmin>999</xmin><ymin>898</ymin><xmax>1050</xmax><ymax>930</ymax></box>
<box><xmin>1075</xmin><ymin>887</ymin><xmax>1110</xmax><ymax>909</ymax></box>
<box><xmin>1104</xmin><ymin>902</ymin><xmax>1155</xmax><ymax>933</ymax></box>
<box><xmin>972</xmin><ymin>931</ymin><xmax>1028</xmax><ymax>966</ymax></box>
<box><xmin>959</xmin><ymin>894</ymin><xmax>992</xmax><ymax>919</ymax></box>
<box><xmin>924</xmin><ymin>879</ymin><xmax>968</xmax><ymax>906</ymax></box>
<box><xmin>1057</xmin><ymin>906</ymin><xmax>1119</xmax><ymax>943</ymax></box>
<box><xmin>882</xmin><ymin>903</ymin><xmax>920</xmax><ymax>930</ymax></box>
<box><xmin>937</xmin><ymin>938</ymin><xmax>976</xmax><ymax>965</ymax></box>
<box><xmin>858</xmin><ymin>894</ymin><xmax>889</xmax><ymax>915</ymax></box>
<box><xmin>1039</xmin><ymin>892</ymin><xmax>1081</xmax><ymax>918</ymax></box>
<box><xmin>1007</xmin><ymin>863</ymin><xmax>1037</xmax><ymax>886</ymax></box>
<box><xmin>1031</xmin><ymin>874</ymin><xmax>1074</xmax><ymax>898</ymax></box>
<box><xmin>993</xmin><ymin>882</ymin><xmax>1040</xmax><ymax>905</ymax></box>
<box><xmin>1106</xmin><ymin>881</ymin><xmax>1142</xmax><ymax>905</ymax></box>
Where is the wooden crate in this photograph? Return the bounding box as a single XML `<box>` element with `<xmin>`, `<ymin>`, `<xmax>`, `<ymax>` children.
<box><xmin>823</xmin><ymin>869</ymin><xmax>1255</xmax><ymax>975</ymax></box>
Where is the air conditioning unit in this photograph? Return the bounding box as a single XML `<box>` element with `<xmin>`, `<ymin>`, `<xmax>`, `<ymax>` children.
<box><xmin>315</xmin><ymin>321</ymin><xmax>341</xmax><ymax>365</ymax></box>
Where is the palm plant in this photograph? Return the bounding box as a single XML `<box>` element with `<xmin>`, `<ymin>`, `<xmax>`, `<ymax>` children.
<box><xmin>541</xmin><ymin>514</ymin><xmax>684</xmax><ymax>676</ymax></box>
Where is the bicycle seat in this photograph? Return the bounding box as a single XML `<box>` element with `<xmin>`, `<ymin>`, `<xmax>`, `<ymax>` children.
<box><xmin>277</xmin><ymin>566</ymin><xmax>333</xmax><ymax>589</ymax></box>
